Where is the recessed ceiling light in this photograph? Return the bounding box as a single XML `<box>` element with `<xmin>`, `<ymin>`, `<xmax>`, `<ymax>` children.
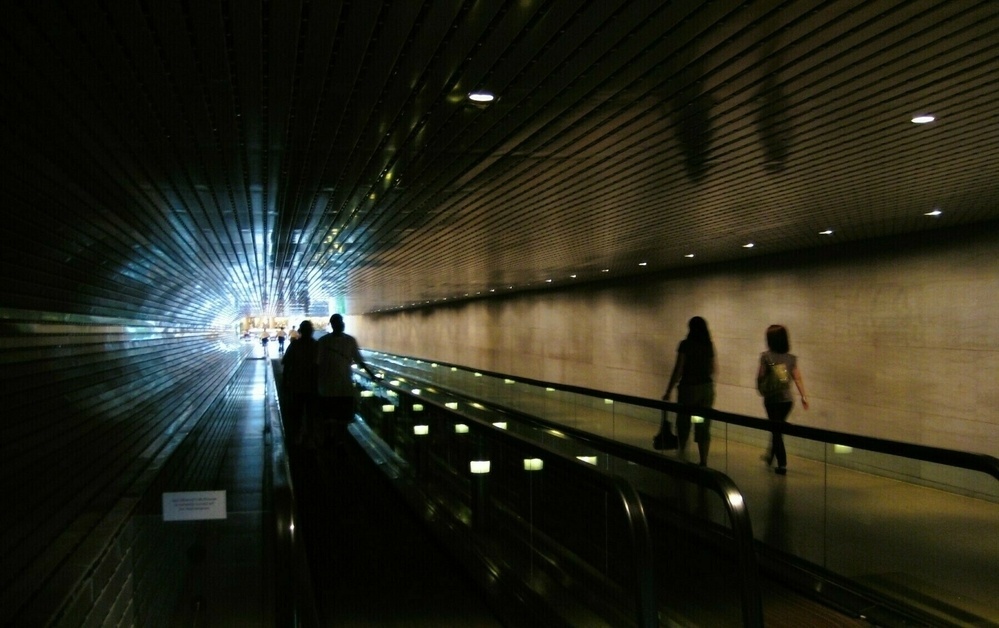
<box><xmin>684</xmin><ymin>253</ymin><xmax>695</xmax><ymax>258</ymax></box>
<box><xmin>570</xmin><ymin>274</ymin><xmax>577</xmax><ymax>279</ymax></box>
<box><xmin>819</xmin><ymin>229</ymin><xmax>834</xmax><ymax>235</ymax></box>
<box><xmin>743</xmin><ymin>243</ymin><xmax>755</xmax><ymax>248</ymax></box>
<box><xmin>468</xmin><ymin>92</ymin><xmax>495</xmax><ymax>102</ymax></box>
<box><xmin>639</xmin><ymin>262</ymin><xmax>647</xmax><ymax>266</ymax></box>
<box><xmin>601</xmin><ymin>268</ymin><xmax>610</xmax><ymax>273</ymax></box>
<box><xmin>911</xmin><ymin>115</ymin><xmax>935</xmax><ymax>124</ymax></box>
<box><xmin>925</xmin><ymin>209</ymin><xmax>942</xmax><ymax>217</ymax></box>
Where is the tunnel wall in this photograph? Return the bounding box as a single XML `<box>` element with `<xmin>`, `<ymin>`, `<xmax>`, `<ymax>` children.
<box><xmin>356</xmin><ymin>227</ymin><xmax>999</xmax><ymax>458</ymax></box>
<box><xmin>0</xmin><ymin>310</ymin><xmax>246</xmax><ymax>625</ymax></box>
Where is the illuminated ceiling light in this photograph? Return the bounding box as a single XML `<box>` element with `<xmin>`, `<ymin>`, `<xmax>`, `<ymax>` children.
<box><xmin>911</xmin><ymin>115</ymin><xmax>935</xmax><ymax>124</ymax></box>
<box><xmin>638</xmin><ymin>262</ymin><xmax>647</xmax><ymax>266</ymax></box>
<box><xmin>468</xmin><ymin>92</ymin><xmax>495</xmax><ymax>103</ymax></box>
<box><xmin>819</xmin><ymin>229</ymin><xmax>834</xmax><ymax>235</ymax></box>
<box><xmin>570</xmin><ymin>274</ymin><xmax>577</xmax><ymax>278</ymax></box>
<box><xmin>546</xmin><ymin>278</ymin><xmax>553</xmax><ymax>283</ymax></box>
<box><xmin>925</xmin><ymin>209</ymin><xmax>942</xmax><ymax>217</ymax></box>
<box><xmin>743</xmin><ymin>243</ymin><xmax>755</xmax><ymax>248</ymax></box>
<box><xmin>601</xmin><ymin>268</ymin><xmax>610</xmax><ymax>273</ymax></box>
<box><xmin>684</xmin><ymin>253</ymin><xmax>695</xmax><ymax>258</ymax></box>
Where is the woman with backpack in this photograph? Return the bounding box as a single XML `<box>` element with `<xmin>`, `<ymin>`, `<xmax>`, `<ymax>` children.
<box><xmin>757</xmin><ymin>324</ymin><xmax>809</xmax><ymax>475</ymax></box>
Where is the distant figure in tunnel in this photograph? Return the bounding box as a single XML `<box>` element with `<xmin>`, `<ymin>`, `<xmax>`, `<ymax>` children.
<box><xmin>658</xmin><ymin>316</ymin><xmax>717</xmax><ymax>466</ymax></box>
<box><xmin>757</xmin><ymin>324</ymin><xmax>809</xmax><ymax>475</ymax></box>
<box><xmin>316</xmin><ymin>314</ymin><xmax>377</xmax><ymax>447</ymax></box>
<box><xmin>281</xmin><ymin>320</ymin><xmax>318</xmax><ymax>446</ymax></box>
<box><xmin>276</xmin><ymin>326</ymin><xmax>287</xmax><ymax>353</ymax></box>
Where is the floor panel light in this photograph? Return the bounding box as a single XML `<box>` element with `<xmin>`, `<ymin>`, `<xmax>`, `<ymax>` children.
<box><xmin>470</xmin><ymin>460</ymin><xmax>491</xmax><ymax>474</ymax></box>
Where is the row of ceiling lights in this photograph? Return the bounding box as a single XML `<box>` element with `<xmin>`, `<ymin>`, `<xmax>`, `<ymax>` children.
<box><xmin>379</xmin><ymin>206</ymin><xmax>946</xmax><ymax>311</ymax></box>
<box><xmin>381</xmin><ymin>106</ymin><xmax>943</xmax><ymax>311</ymax></box>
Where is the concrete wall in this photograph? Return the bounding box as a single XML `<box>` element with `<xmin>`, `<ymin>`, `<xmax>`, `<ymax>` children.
<box><xmin>355</xmin><ymin>229</ymin><xmax>999</xmax><ymax>457</ymax></box>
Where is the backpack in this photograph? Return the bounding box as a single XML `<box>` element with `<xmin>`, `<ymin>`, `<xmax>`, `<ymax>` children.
<box><xmin>759</xmin><ymin>359</ymin><xmax>790</xmax><ymax>397</ymax></box>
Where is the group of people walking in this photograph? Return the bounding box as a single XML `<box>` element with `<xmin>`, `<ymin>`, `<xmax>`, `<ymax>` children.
<box><xmin>280</xmin><ymin>314</ymin><xmax>377</xmax><ymax>448</ymax></box>
<box><xmin>280</xmin><ymin>312</ymin><xmax>808</xmax><ymax>469</ymax></box>
<box><xmin>654</xmin><ymin>318</ymin><xmax>809</xmax><ymax>474</ymax></box>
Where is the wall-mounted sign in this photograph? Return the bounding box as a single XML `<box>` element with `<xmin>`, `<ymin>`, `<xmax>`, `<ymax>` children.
<box><xmin>162</xmin><ymin>490</ymin><xmax>227</xmax><ymax>521</ymax></box>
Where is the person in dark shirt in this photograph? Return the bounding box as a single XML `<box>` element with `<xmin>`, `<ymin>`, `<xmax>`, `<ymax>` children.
<box><xmin>281</xmin><ymin>320</ymin><xmax>318</xmax><ymax>446</ymax></box>
<box><xmin>661</xmin><ymin>316</ymin><xmax>717</xmax><ymax>466</ymax></box>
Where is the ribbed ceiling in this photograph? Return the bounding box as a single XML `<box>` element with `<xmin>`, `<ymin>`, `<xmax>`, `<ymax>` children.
<box><xmin>3</xmin><ymin>0</ymin><xmax>997</xmax><ymax>319</ymax></box>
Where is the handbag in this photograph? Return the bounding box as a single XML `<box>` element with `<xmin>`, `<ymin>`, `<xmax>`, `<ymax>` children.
<box><xmin>653</xmin><ymin>410</ymin><xmax>679</xmax><ymax>450</ymax></box>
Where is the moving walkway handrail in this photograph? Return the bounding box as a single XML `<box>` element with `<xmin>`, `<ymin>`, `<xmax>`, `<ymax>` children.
<box><xmin>360</xmin><ymin>373</ymin><xmax>662</xmax><ymax>627</ymax></box>
<box><xmin>360</xmin><ymin>369</ymin><xmax>764</xmax><ymax>628</ymax></box>
<box><xmin>610</xmin><ymin>476</ymin><xmax>658</xmax><ymax>628</ymax></box>
<box><xmin>264</xmin><ymin>362</ymin><xmax>321</xmax><ymax>628</ymax></box>
<box><xmin>368</xmin><ymin>352</ymin><xmax>999</xmax><ymax>484</ymax></box>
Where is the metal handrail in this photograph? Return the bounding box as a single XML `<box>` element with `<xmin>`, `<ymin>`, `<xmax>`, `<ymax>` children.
<box><xmin>367</xmin><ymin>351</ymin><xmax>999</xmax><ymax>483</ymax></box>
<box><xmin>609</xmin><ymin>476</ymin><xmax>659</xmax><ymax>628</ymax></box>
<box><xmin>359</xmin><ymin>370</ymin><xmax>764</xmax><ymax>628</ymax></box>
<box><xmin>264</xmin><ymin>361</ymin><xmax>321</xmax><ymax>628</ymax></box>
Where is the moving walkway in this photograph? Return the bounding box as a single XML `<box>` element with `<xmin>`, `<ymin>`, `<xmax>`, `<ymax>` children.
<box><xmin>343</xmin><ymin>351</ymin><xmax>998</xmax><ymax>627</ymax></box>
